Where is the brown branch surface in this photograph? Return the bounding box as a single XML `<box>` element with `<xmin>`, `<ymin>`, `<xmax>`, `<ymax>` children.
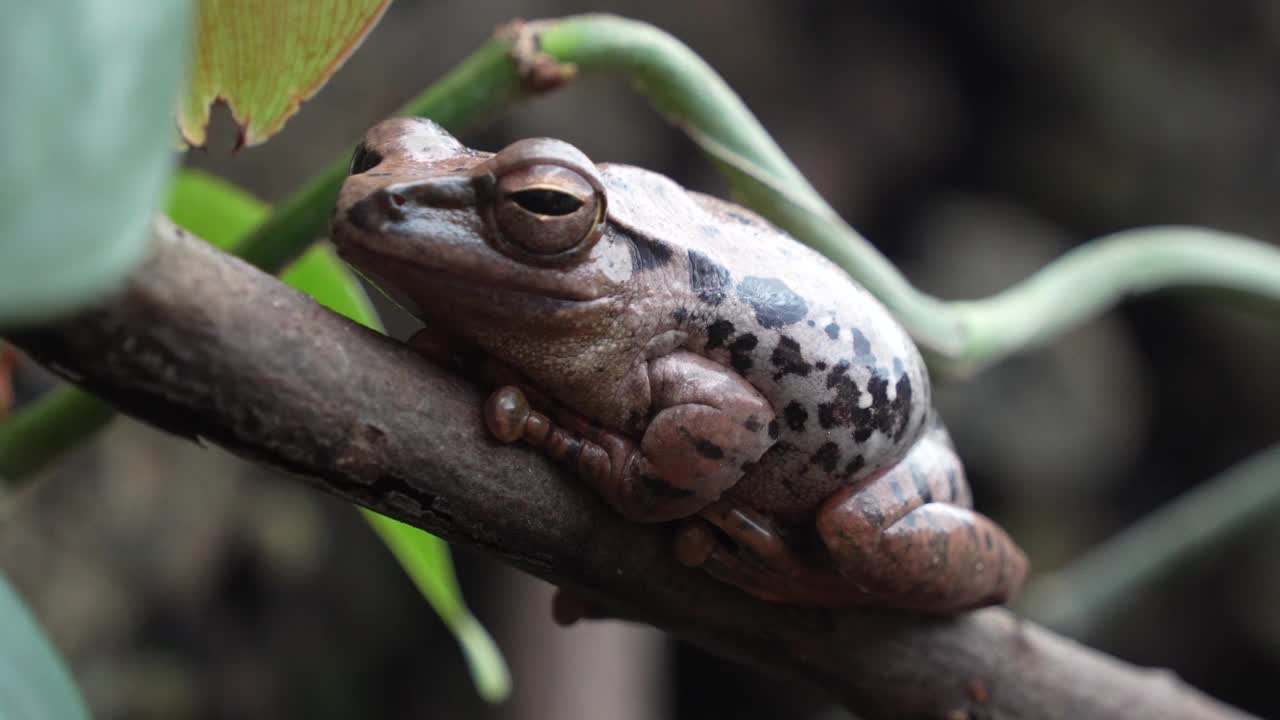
<box><xmin>7</xmin><ymin>218</ymin><xmax>1254</xmax><ymax>720</ymax></box>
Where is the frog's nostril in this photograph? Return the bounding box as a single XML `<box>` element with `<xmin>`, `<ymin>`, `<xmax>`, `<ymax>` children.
<box><xmin>345</xmin><ymin>198</ymin><xmax>379</xmax><ymax>231</ymax></box>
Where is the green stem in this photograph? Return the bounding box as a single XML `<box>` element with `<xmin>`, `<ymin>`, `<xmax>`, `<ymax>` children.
<box><xmin>1016</xmin><ymin>444</ymin><xmax>1280</xmax><ymax>639</ymax></box>
<box><xmin>0</xmin><ymin>386</ymin><xmax>114</xmax><ymax>486</ymax></box>
<box><xmin>534</xmin><ymin>15</ymin><xmax>1280</xmax><ymax>372</ymax></box>
<box><xmin>536</xmin><ymin>16</ymin><xmax>960</xmax><ymax>352</ymax></box>
<box><xmin>950</xmin><ymin>227</ymin><xmax>1280</xmax><ymax>376</ymax></box>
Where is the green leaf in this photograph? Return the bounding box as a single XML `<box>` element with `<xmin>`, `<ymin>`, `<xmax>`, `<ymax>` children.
<box><xmin>166</xmin><ymin>169</ymin><xmax>509</xmax><ymax>701</ymax></box>
<box><xmin>165</xmin><ymin>169</ymin><xmax>266</xmax><ymax>249</ymax></box>
<box><xmin>179</xmin><ymin>0</ymin><xmax>391</xmax><ymax>148</ymax></box>
<box><xmin>0</xmin><ymin>573</ymin><xmax>91</xmax><ymax>720</ymax></box>
<box><xmin>364</xmin><ymin>512</ymin><xmax>511</xmax><ymax>703</ymax></box>
<box><xmin>0</xmin><ymin>0</ymin><xmax>191</xmax><ymax>328</ymax></box>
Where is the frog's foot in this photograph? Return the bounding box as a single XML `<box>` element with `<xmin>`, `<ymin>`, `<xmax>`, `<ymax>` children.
<box><xmin>484</xmin><ymin>385</ymin><xmax>708</xmax><ymax>521</ymax></box>
<box><xmin>815</xmin><ymin>425</ymin><xmax>1028</xmax><ymax>612</ymax></box>
<box><xmin>674</xmin><ymin>504</ymin><xmax>867</xmax><ymax>607</ymax></box>
<box><xmin>484</xmin><ymin>350</ymin><xmax>776</xmax><ymax>523</ymax></box>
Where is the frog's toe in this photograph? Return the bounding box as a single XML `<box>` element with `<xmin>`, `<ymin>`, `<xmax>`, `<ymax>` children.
<box><xmin>484</xmin><ymin>386</ymin><xmax>532</xmax><ymax>443</ymax></box>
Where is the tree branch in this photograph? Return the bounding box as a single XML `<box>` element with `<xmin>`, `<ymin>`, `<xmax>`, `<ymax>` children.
<box><xmin>6</xmin><ymin>218</ymin><xmax>1253</xmax><ymax>720</ymax></box>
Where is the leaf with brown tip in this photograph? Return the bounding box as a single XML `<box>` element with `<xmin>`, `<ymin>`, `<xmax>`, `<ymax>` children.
<box><xmin>179</xmin><ymin>0</ymin><xmax>390</xmax><ymax>149</ymax></box>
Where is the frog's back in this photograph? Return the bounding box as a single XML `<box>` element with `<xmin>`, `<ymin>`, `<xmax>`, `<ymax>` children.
<box><xmin>602</xmin><ymin>164</ymin><xmax>932</xmax><ymax>517</ymax></box>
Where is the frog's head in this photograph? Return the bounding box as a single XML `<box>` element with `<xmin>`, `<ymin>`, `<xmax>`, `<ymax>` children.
<box><xmin>333</xmin><ymin>117</ymin><xmax>630</xmax><ymax>326</ymax></box>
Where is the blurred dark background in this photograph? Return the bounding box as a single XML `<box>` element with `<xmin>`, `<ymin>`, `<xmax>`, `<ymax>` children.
<box><xmin>4</xmin><ymin>1</ymin><xmax>1279</xmax><ymax>718</ymax></box>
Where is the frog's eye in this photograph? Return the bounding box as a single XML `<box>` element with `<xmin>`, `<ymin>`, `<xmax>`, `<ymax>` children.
<box><xmin>492</xmin><ymin>164</ymin><xmax>604</xmax><ymax>259</ymax></box>
<box><xmin>508</xmin><ymin>188</ymin><xmax>584</xmax><ymax>216</ymax></box>
<box><xmin>349</xmin><ymin>142</ymin><xmax>384</xmax><ymax>175</ymax></box>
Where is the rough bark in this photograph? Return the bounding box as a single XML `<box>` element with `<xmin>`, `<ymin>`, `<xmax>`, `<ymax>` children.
<box><xmin>6</xmin><ymin>218</ymin><xmax>1254</xmax><ymax>720</ymax></box>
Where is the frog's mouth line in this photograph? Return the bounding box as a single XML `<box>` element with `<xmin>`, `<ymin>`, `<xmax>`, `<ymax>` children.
<box><xmin>334</xmin><ymin>239</ymin><xmax>615</xmax><ymax>321</ymax></box>
<box><xmin>335</xmin><ymin>187</ymin><xmax>625</xmax><ymax>301</ymax></box>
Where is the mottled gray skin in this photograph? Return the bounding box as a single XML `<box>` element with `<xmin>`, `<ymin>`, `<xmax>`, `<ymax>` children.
<box><xmin>333</xmin><ymin>117</ymin><xmax>1025</xmax><ymax>610</ymax></box>
<box><xmin>603</xmin><ymin>169</ymin><xmax>931</xmax><ymax>519</ymax></box>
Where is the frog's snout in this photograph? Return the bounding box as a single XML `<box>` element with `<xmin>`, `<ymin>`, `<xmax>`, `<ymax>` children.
<box><xmin>344</xmin><ymin>191</ymin><xmax>407</xmax><ymax>233</ymax></box>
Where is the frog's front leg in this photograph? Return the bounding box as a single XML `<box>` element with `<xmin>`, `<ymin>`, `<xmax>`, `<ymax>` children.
<box><xmin>815</xmin><ymin>423</ymin><xmax>1028</xmax><ymax>611</ymax></box>
<box><xmin>486</xmin><ymin>350</ymin><xmax>777</xmax><ymax>522</ymax></box>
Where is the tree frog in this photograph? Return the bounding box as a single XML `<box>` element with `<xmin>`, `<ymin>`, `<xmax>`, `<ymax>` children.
<box><xmin>331</xmin><ymin>117</ymin><xmax>1027</xmax><ymax>612</ymax></box>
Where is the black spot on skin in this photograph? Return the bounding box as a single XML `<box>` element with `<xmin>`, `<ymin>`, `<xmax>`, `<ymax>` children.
<box><xmin>783</xmin><ymin>400</ymin><xmax>808</xmax><ymax>432</ymax></box>
<box><xmin>694</xmin><ymin>438</ymin><xmax>724</xmax><ymax>459</ymax></box>
<box><xmin>770</xmin><ymin>336</ymin><xmax>812</xmax><ymax>378</ymax></box>
<box><xmin>841</xmin><ymin>454</ymin><xmax>865</xmax><ymax>479</ymax></box>
<box><xmin>641</xmin><ymin>474</ymin><xmax>696</xmax><ymax>498</ymax></box>
<box><xmin>688</xmin><ymin>249</ymin><xmax>732</xmax><ymax>305</ymax></box>
<box><xmin>820</xmin><ymin>361</ymin><xmax>915</xmax><ymax>445</ymax></box>
<box><xmin>866</xmin><ymin>374</ymin><xmax>892</xmax><ymax>432</ymax></box>
<box><xmin>706</xmin><ymin>319</ymin><xmax>735</xmax><ymax>350</ymax></box>
<box><xmin>892</xmin><ymin>374</ymin><xmax>914</xmax><ymax>442</ymax></box>
<box><xmin>824</xmin><ymin>322</ymin><xmax>840</xmax><ymax>340</ymax></box>
<box><xmin>984</xmin><ymin>529</ymin><xmax>994</xmax><ymax>551</ymax></box>
<box><xmin>817</xmin><ymin>361</ymin><xmax>860</xmax><ymax>430</ymax></box>
<box><xmin>671</xmin><ymin>307</ymin><xmax>689</xmax><ymax>323</ymax></box>
<box><xmin>743</xmin><ymin>416</ymin><xmax>763</xmax><ymax>433</ymax></box>
<box><xmin>811</xmin><ymin>442</ymin><xmax>840</xmax><ymax>473</ymax></box>
<box><xmin>767</xmin><ymin>419</ymin><xmax>780</xmax><ymax>439</ymax></box>
<box><xmin>863</xmin><ymin>372</ymin><xmax>915</xmax><ymax>443</ymax></box>
<box><xmin>728</xmin><ymin>333</ymin><xmax>758</xmax><ymax>372</ymax></box>
<box><xmin>629</xmin><ymin>233</ymin><xmax>674</xmax><ymax>271</ymax></box>
<box><xmin>807</xmin><ymin>320</ymin><xmax>816</xmax><ymax>327</ymax></box>
<box><xmin>815</xmin><ymin>361</ymin><xmax>827</xmax><ymax>371</ymax></box>
<box><xmin>737</xmin><ymin>276</ymin><xmax>809</xmax><ymax>329</ymax></box>
<box><xmin>727</xmin><ymin>210</ymin><xmax>755</xmax><ymax>225</ymax></box>
<box><xmin>678</xmin><ymin>427</ymin><xmax>724</xmax><ymax>459</ymax></box>
<box><xmin>946</xmin><ymin>468</ymin><xmax>959</xmax><ymax>504</ymax></box>
<box><xmin>851</xmin><ymin>328</ymin><xmax>873</xmax><ymax>360</ymax></box>
<box><xmin>911</xmin><ymin>466</ymin><xmax>933</xmax><ymax>504</ymax></box>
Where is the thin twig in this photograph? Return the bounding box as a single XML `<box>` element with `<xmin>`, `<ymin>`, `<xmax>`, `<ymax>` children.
<box><xmin>1018</xmin><ymin>445</ymin><xmax>1280</xmax><ymax>639</ymax></box>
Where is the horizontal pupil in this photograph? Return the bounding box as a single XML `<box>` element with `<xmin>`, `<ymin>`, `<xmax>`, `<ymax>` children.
<box><xmin>510</xmin><ymin>189</ymin><xmax>583</xmax><ymax>216</ymax></box>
